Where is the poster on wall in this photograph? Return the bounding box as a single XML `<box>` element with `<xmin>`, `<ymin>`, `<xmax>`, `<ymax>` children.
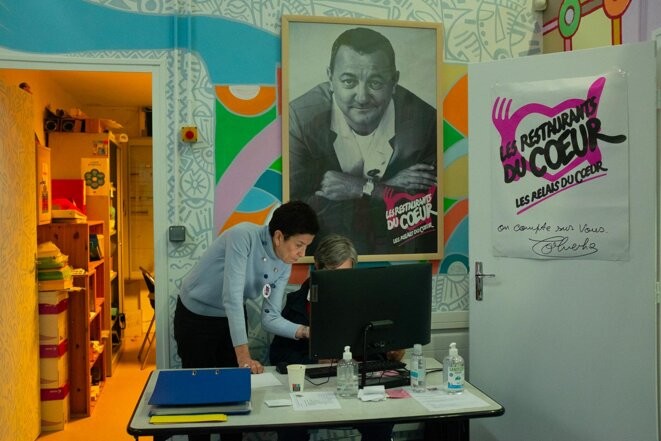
<box><xmin>491</xmin><ymin>72</ymin><xmax>629</xmax><ymax>260</ymax></box>
<box><xmin>281</xmin><ymin>15</ymin><xmax>444</xmax><ymax>262</ymax></box>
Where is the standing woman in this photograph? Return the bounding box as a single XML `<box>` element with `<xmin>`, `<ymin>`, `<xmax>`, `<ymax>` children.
<box><xmin>175</xmin><ymin>200</ymin><xmax>318</xmax><ymax>371</ymax></box>
<box><xmin>174</xmin><ymin>201</ymin><xmax>318</xmax><ymax>441</ymax></box>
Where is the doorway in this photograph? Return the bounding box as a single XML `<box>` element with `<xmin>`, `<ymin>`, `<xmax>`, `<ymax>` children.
<box><xmin>0</xmin><ymin>65</ymin><xmax>157</xmax><ymax>366</ymax></box>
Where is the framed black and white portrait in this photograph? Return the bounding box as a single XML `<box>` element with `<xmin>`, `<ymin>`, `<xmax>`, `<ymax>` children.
<box><xmin>282</xmin><ymin>15</ymin><xmax>444</xmax><ymax>262</ymax></box>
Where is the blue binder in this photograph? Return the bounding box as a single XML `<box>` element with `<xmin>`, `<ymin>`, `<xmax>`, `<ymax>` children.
<box><xmin>148</xmin><ymin>368</ymin><xmax>251</xmax><ymax>407</ymax></box>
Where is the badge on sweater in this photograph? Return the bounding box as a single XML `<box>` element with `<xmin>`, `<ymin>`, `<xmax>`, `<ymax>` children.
<box><xmin>262</xmin><ymin>283</ymin><xmax>272</xmax><ymax>299</ymax></box>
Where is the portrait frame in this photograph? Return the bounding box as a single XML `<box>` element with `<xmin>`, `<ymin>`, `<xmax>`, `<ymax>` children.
<box><xmin>282</xmin><ymin>15</ymin><xmax>444</xmax><ymax>262</ymax></box>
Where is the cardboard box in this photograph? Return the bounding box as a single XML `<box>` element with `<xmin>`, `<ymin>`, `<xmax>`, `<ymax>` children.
<box><xmin>40</xmin><ymin>337</ymin><xmax>68</xmax><ymax>358</ymax></box>
<box><xmin>84</xmin><ymin>118</ymin><xmax>102</xmax><ymax>133</ymax></box>
<box><xmin>41</xmin><ymin>384</ymin><xmax>69</xmax><ymax>432</ymax></box>
<box><xmin>38</xmin><ymin>294</ymin><xmax>68</xmax><ymax>346</ymax></box>
<box><xmin>81</xmin><ymin>157</ymin><xmax>109</xmax><ymax>196</ymax></box>
<box><xmin>40</xmin><ymin>345</ymin><xmax>68</xmax><ymax>389</ymax></box>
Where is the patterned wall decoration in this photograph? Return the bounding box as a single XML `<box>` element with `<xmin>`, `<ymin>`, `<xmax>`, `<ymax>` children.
<box><xmin>542</xmin><ymin>0</ymin><xmax>633</xmax><ymax>52</ymax></box>
<box><xmin>1</xmin><ymin>1</ymin><xmax>540</xmax><ymax>373</ymax></box>
<box><xmin>84</xmin><ymin>0</ymin><xmax>540</xmax><ymax>368</ymax></box>
<box><xmin>95</xmin><ymin>0</ymin><xmax>541</xmax><ymax>63</ymax></box>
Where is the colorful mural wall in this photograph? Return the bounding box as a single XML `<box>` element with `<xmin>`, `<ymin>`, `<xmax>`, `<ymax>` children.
<box><xmin>542</xmin><ymin>0</ymin><xmax>661</xmax><ymax>51</ymax></box>
<box><xmin>3</xmin><ymin>1</ymin><xmax>659</xmax><ymax>437</ymax></box>
<box><xmin>0</xmin><ymin>0</ymin><xmax>539</xmax><ymax>372</ymax></box>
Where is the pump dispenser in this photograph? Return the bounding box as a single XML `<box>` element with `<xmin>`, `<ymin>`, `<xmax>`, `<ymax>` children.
<box><xmin>336</xmin><ymin>345</ymin><xmax>359</xmax><ymax>397</ymax></box>
<box><xmin>442</xmin><ymin>342</ymin><xmax>464</xmax><ymax>394</ymax></box>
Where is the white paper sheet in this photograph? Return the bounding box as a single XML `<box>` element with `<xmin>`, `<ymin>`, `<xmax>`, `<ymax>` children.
<box><xmin>290</xmin><ymin>392</ymin><xmax>341</xmax><ymax>410</ymax></box>
<box><xmin>409</xmin><ymin>389</ymin><xmax>489</xmax><ymax>412</ymax></box>
<box><xmin>251</xmin><ymin>372</ymin><xmax>282</xmax><ymax>388</ymax></box>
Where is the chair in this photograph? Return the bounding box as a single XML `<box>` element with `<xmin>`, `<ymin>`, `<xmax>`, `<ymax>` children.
<box><xmin>137</xmin><ymin>266</ymin><xmax>156</xmax><ymax>370</ymax></box>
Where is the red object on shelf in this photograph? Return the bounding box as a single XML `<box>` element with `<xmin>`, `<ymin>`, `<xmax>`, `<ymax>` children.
<box><xmin>52</xmin><ymin>179</ymin><xmax>86</xmax><ymax>214</ymax></box>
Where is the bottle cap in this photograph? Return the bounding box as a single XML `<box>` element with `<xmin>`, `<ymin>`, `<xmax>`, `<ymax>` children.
<box><xmin>343</xmin><ymin>345</ymin><xmax>352</xmax><ymax>360</ymax></box>
<box><xmin>413</xmin><ymin>343</ymin><xmax>422</xmax><ymax>354</ymax></box>
<box><xmin>449</xmin><ymin>342</ymin><xmax>458</xmax><ymax>356</ymax></box>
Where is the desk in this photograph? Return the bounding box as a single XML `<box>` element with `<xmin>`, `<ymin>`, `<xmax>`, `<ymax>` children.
<box><xmin>127</xmin><ymin>359</ymin><xmax>503</xmax><ymax>440</ymax></box>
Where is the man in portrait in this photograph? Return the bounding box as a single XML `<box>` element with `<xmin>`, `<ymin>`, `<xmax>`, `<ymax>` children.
<box><xmin>287</xmin><ymin>26</ymin><xmax>439</xmax><ymax>256</ymax></box>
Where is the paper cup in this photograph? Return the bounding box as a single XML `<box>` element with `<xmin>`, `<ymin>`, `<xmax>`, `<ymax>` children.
<box><xmin>286</xmin><ymin>364</ymin><xmax>306</xmax><ymax>392</ymax></box>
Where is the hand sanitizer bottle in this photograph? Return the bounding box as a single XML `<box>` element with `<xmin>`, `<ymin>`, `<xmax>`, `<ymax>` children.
<box><xmin>443</xmin><ymin>342</ymin><xmax>464</xmax><ymax>394</ymax></box>
<box><xmin>336</xmin><ymin>346</ymin><xmax>359</xmax><ymax>397</ymax></box>
<box><xmin>410</xmin><ymin>343</ymin><xmax>426</xmax><ymax>392</ymax></box>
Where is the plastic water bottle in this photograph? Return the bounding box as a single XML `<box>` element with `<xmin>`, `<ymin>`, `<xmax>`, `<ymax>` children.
<box><xmin>410</xmin><ymin>343</ymin><xmax>426</xmax><ymax>392</ymax></box>
<box><xmin>443</xmin><ymin>342</ymin><xmax>464</xmax><ymax>394</ymax></box>
<box><xmin>336</xmin><ymin>345</ymin><xmax>359</xmax><ymax>397</ymax></box>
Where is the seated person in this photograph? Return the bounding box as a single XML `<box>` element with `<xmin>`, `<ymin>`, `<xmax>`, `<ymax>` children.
<box><xmin>270</xmin><ymin>234</ymin><xmax>403</xmax><ymax>441</ymax></box>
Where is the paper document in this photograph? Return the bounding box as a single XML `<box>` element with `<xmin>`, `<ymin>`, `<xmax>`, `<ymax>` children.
<box><xmin>409</xmin><ymin>388</ymin><xmax>490</xmax><ymax>412</ymax></box>
<box><xmin>265</xmin><ymin>399</ymin><xmax>292</xmax><ymax>407</ymax></box>
<box><xmin>291</xmin><ymin>392</ymin><xmax>341</xmax><ymax>411</ymax></box>
<box><xmin>358</xmin><ymin>385</ymin><xmax>386</xmax><ymax>402</ymax></box>
<box><xmin>251</xmin><ymin>372</ymin><xmax>282</xmax><ymax>388</ymax></box>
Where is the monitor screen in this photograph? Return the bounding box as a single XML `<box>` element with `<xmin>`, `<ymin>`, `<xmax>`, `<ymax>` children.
<box><xmin>308</xmin><ymin>263</ymin><xmax>432</xmax><ymax>360</ymax></box>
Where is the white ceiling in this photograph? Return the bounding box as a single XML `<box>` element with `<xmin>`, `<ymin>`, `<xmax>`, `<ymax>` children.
<box><xmin>45</xmin><ymin>70</ymin><xmax>152</xmax><ymax>108</ymax></box>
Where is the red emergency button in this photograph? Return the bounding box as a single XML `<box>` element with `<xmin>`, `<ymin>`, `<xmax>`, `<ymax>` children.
<box><xmin>181</xmin><ymin>126</ymin><xmax>198</xmax><ymax>143</ymax></box>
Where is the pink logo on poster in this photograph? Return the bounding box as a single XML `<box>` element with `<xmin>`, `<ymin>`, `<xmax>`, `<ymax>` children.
<box><xmin>492</xmin><ymin>76</ymin><xmax>626</xmax><ymax>213</ymax></box>
<box><xmin>383</xmin><ymin>186</ymin><xmax>436</xmax><ymax>245</ymax></box>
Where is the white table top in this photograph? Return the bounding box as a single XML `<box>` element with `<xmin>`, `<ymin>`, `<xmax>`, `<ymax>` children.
<box><xmin>127</xmin><ymin>358</ymin><xmax>503</xmax><ymax>439</ymax></box>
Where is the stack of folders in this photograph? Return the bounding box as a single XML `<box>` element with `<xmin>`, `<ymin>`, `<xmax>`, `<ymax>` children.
<box><xmin>148</xmin><ymin>368</ymin><xmax>252</xmax><ymax>424</ymax></box>
<box><xmin>37</xmin><ymin>242</ymin><xmax>73</xmax><ymax>291</ymax></box>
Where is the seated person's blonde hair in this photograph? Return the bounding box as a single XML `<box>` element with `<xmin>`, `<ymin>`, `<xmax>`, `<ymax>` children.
<box><xmin>313</xmin><ymin>234</ymin><xmax>357</xmax><ymax>270</ymax></box>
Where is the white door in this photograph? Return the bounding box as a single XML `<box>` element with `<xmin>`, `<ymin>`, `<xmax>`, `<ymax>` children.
<box><xmin>468</xmin><ymin>42</ymin><xmax>657</xmax><ymax>441</ymax></box>
<box><xmin>0</xmin><ymin>79</ymin><xmax>40</xmax><ymax>438</ymax></box>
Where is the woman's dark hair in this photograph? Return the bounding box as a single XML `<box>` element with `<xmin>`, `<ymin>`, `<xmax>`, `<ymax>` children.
<box><xmin>268</xmin><ymin>200</ymin><xmax>319</xmax><ymax>239</ymax></box>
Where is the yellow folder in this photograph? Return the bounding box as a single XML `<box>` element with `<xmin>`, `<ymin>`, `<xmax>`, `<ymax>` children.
<box><xmin>149</xmin><ymin>413</ymin><xmax>228</xmax><ymax>424</ymax></box>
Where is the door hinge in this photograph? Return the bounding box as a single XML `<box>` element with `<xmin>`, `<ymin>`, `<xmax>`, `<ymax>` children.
<box><xmin>656</xmin><ymin>282</ymin><xmax>661</xmax><ymax>304</ymax></box>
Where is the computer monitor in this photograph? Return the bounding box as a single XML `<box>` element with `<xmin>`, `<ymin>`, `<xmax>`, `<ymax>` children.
<box><xmin>308</xmin><ymin>263</ymin><xmax>432</xmax><ymax>361</ymax></box>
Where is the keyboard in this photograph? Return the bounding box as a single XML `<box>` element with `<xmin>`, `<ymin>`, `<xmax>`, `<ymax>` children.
<box><xmin>306</xmin><ymin>359</ymin><xmax>407</xmax><ymax>379</ymax></box>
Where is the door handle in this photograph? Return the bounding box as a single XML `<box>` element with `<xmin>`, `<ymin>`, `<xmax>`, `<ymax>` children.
<box><xmin>475</xmin><ymin>261</ymin><xmax>495</xmax><ymax>301</ymax></box>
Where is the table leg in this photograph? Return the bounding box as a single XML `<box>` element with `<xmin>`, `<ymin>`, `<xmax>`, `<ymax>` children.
<box><xmin>423</xmin><ymin>419</ymin><xmax>469</xmax><ymax>441</ymax></box>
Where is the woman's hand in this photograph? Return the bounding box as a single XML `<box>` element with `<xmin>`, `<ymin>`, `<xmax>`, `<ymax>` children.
<box><xmin>386</xmin><ymin>349</ymin><xmax>406</xmax><ymax>362</ymax></box>
<box><xmin>239</xmin><ymin>358</ymin><xmax>264</xmax><ymax>374</ymax></box>
<box><xmin>235</xmin><ymin>344</ymin><xmax>264</xmax><ymax>374</ymax></box>
<box><xmin>295</xmin><ymin>325</ymin><xmax>310</xmax><ymax>339</ymax></box>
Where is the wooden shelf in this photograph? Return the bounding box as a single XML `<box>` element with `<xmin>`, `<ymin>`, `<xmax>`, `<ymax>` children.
<box><xmin>88</xmin><ymin>299</ymin><xmax>104</xmax><ymax>323</ymax></box>
<box><xmin>89</xmin><ymin>259</ymin><xmax>103</xmax><ymax>272</ymax></box>
<box><xmin>46</xmin><ymin>131</ymin><xmax>126</xmax><ymax>415</ymax></box>
<box><xmin>37</xmin><ymin>221</ymin><xmax>109</xmax><ymax>417</ymax></box>
<box><xmin>89</xmin><ymin>348</ymin><xmax>104</xmax><ymax>369</ymax></box>
<box><xmin>89</xmin><ymin>380</ymin><xmax>105</xmax><ymax>414</ymax></box>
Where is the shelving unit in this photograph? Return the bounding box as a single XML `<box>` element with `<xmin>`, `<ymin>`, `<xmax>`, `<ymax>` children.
<box><xmin>38</xmin><ymin>221</ymin><xmax>107</xmax><ymax>417</ymax></box>
<box><xmin>49</xmin><ymin>132</ymin><xmax>125</xmax><ymax>375</ymax></box>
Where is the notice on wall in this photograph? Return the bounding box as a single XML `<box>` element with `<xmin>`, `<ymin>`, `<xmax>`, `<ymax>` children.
<box><xmin>490</xmin><ymin>72</ymin><xmax>629</xmax><ymax>260</ymax></box>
